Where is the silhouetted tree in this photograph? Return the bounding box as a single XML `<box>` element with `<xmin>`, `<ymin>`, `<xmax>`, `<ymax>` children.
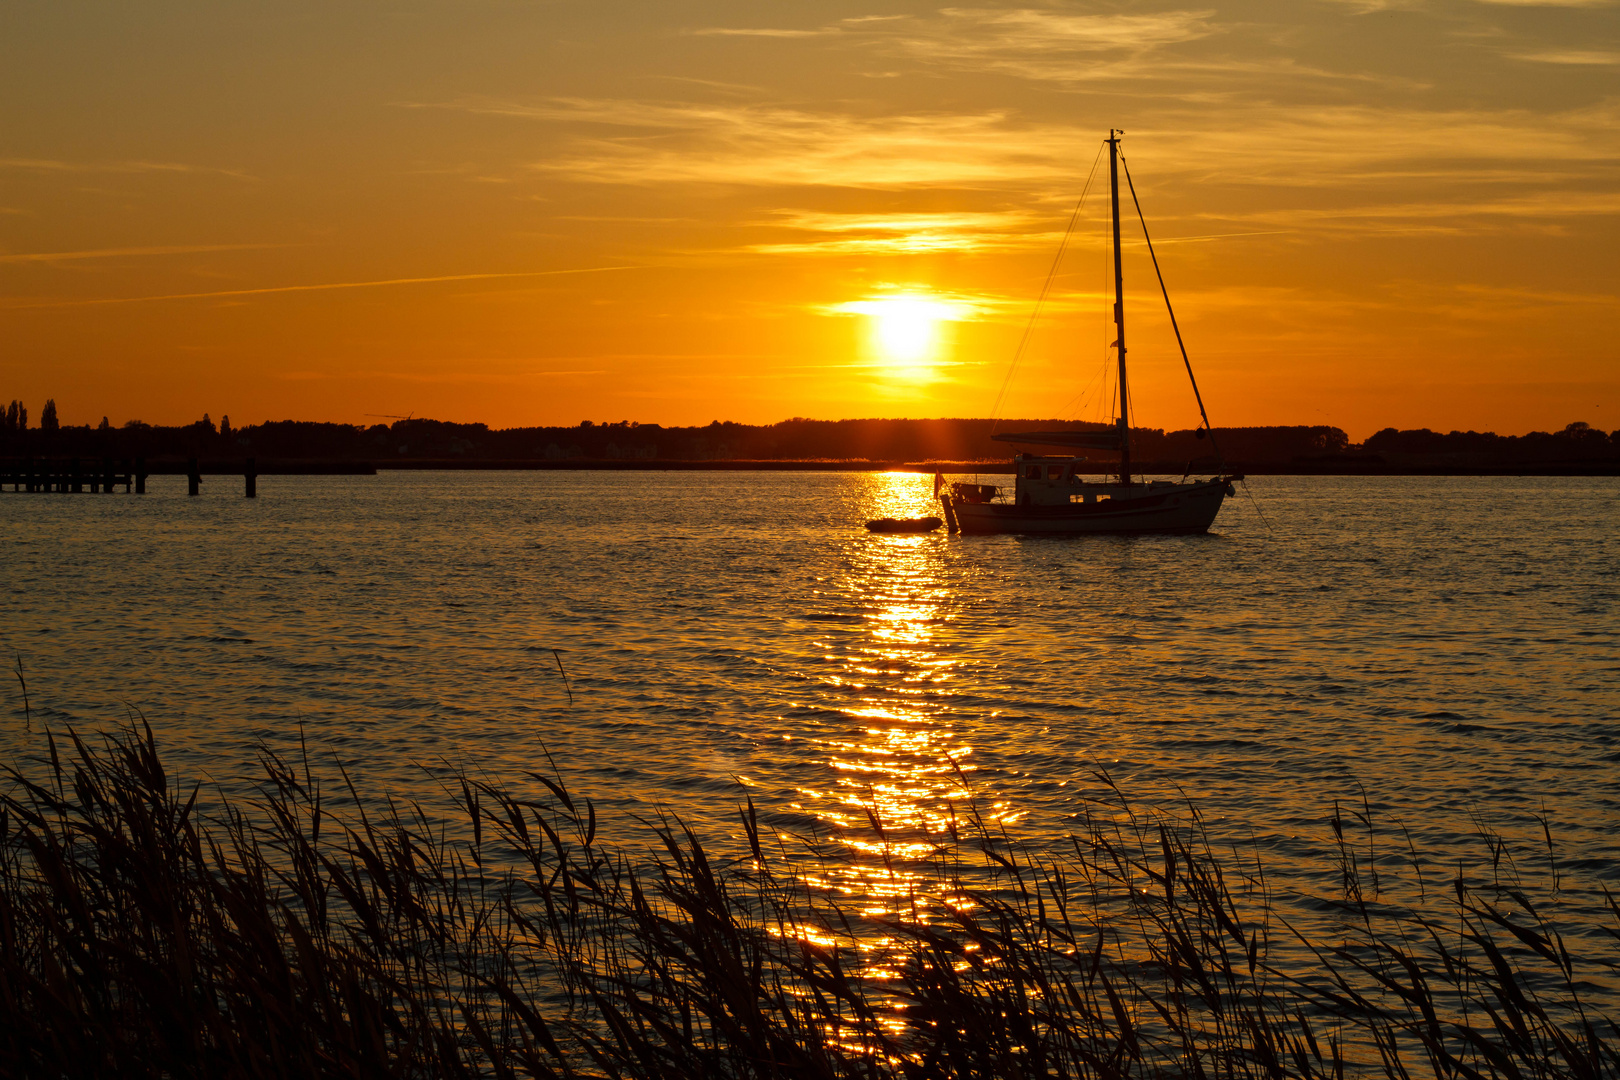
<box><xmin>98</xmin><ymin>416</ymin><xmax>111</xmax><ymax>432</ymax></box>
<box><xmin>40</xmin><ymin>399</ymin><xmax>58</xmax><ymax>432</ymax></box>
<box><xmin>220</xmin><ymin>415</ymin><xmax>233</xmax><ymax>439</ymax></box>
<box><xmin>1560</xmin><ymin>421</ymin><xmax>1606</xmax><ymax>447</ymax></box>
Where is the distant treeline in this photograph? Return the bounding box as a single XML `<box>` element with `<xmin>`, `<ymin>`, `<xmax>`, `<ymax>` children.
<box><xmin>3</xmin><ymin>399</ymin><xmax>1617</xmax><ymax>466</ymax></box>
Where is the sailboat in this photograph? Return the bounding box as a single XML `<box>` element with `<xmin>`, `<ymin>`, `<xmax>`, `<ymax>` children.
<box><xmin>943</xmin><ymin>132</ymin><xmax>1241</xmax><ymax>536</ymax></box>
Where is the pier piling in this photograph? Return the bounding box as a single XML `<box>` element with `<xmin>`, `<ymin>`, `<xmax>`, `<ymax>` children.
<box><xmin>245</xmin><ymin>457</ymin><xmax>256</xmax><ymax>498</ymax></box>
<box><xmin>187</xmin><ymin>457</ymin><xmax>200</xmax><ymax>496</ymax></box>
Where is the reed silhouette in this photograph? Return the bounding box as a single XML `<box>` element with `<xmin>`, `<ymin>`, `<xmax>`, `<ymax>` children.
<box><xmin>1</xmin><ymin>721</ymin><xmax>1614</xmax><ymax>1078</ymax></box>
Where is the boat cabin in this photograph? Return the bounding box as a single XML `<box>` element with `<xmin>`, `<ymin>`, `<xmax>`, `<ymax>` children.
<box><xmin>1012</xmin><ymin>454</ymin><xmax>1106</xmax><ymax>506</ymax></box>
<box><xmin>982</xmin><ymin>453</ymin><xmax>1181</xmax><ymax>507</ymax></box>
<box><xmin>1013</xmin><ymin>455</ymin><xmax>1082</xmax><ymax>504</ymax></box>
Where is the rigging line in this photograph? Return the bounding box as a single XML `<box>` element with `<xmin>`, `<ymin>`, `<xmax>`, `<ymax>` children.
<box><xmin>988</xmin><ymin>141</ymin><xmax>1106</xmax><ymax>435</ymax></box>
<box><xmin>1118</xmin><ymin>149</ymin><xmax>1224</xmax><ymax>472</ymax></box>
<box><xmin>1242</xmin><ymin>479</ymin><xmax>1275</xmax><ymax>536</ymax></box>
<box><xmin>1051</xmin><ymin>207</ymin><xmax>1114</xmax><ymax>423</ymax></box>
<box><xmin>1094</xmin><ymin>222</ymin><xmax>1113</xmax><ymax>426</ymax></box>
<box><xmin>1054</xmin><ymin>315</ymin><xmax>1110</xmax><ymax>418</ymax></box>
<box><xmin>1078</xmin><ymin>207</ymin><xmax>1110</xmax><ymax>425</ymax></box>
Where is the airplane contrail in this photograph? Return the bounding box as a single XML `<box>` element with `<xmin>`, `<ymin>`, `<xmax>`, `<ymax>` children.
<box><xmin>0</xmin><ymin>243</ymin><xmax>284</xmax><ymax>264</ymax></box>
<box><xmin>3</xmin><ymin>265</ymin><xmax>640</xmax><ymax>309</ymax></box>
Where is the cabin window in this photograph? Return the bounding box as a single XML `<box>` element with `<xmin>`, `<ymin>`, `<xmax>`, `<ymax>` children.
<box><xmin>1024</xmin><ymin>465</ymin><xmax>1041</xmax><ymax>479</ymax></box>
<box><xmin>1047</xmin><ymin>465</ymin><xmax>1064</xmax><ymax>480</ymax></box>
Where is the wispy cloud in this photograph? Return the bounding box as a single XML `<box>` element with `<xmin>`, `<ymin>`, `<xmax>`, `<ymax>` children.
<box><xmin>402</xmin><ymin>25</ymin><xmax>1619</xmax><ymax>258</ymax></box>
<box><xmin>425</xmin><ymin>92</ymin><xmax>1619</xmax><ymax>215</ymax></box>
<box><xmin>274</xmin><ymin>366</ymin><xmax>614</xmax><ymax>385</ymax></box>
<box><xmin>2</xmin><ymin>266</ymin><xmax>638</xmax><ymax>310</ymax></box>
<box><xmin>441</xmin><ymin>97</ymin><xmax>1085</xmax><ymax>188</ymax></box>
<box><xmin>1511</xmin><ymin>49</ymin><xmax>1620</xmax><ymax>64</ymax></box>
<box><xmin>1313</xmin><ymin>0</ymin><xmax>1425</xmax><ymax>13</ymax></box>
<box><xmin>875</xmin><ymin>7</ymin><xmax>1219</xmax><ymax>80</ymax></box>
<box><xmin>822</xmin><ymin>288</ymin><xmax>998</xmax><ymax>321</ymax></box>
<box><xmin>0</xmin><ymin>158</ymin><xmax>253</xmax><ymax>179</ymax></box>
<box><xmin>0</xmin><ymin>244</ymin><xmax>283</xmax><ymax>264</ymax></box>
<box><xmin>691</xmin><ymin>27</ymin><xmax>838</xmax><ymax>38</ymax></box>
<box><xmin>691</xmin><ymin>8</ymin><xmax>1378</xmax><ymax>89</ymax></box>
<box><xmin>1472</xmin><ymin>0</ymin><xmax>1614</xmax><ymax>7</ymax></box>
<box><xmin>638</xmin><ymin>75</ymin><xmax>766</xmax><ymax>95</ymax></box>
<box><xmin>1128</xmin><ymin>102</ymin><xmax>1620</xmax><ymax>184</ymax></box>
<box><xmin>687</xmin><ymin>8</ymin><xmax>1234</xmax><ymax>85</ymax></box>
<box><xmin>1196</xmin><ymin>189</ymin><xmax>1620</xmax><ymax>237</ymax></box>
<box><xmin>749</xmin><ymin>209</ymin><xmax>1050</xmax><ymax>254</ymax></box>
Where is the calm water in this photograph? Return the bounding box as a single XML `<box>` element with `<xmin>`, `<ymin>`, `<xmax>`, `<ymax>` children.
<box><xmin>3</xmin><ymin>471</ymin><xmax>1618</xmax><ymax>961</ymax></box>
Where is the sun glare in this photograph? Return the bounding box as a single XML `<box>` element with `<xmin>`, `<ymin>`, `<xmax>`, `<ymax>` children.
<box><xmin>875</xmin><ymin>299</ymin><xmax>943</xmax><ymax>364</ymax></box>
<box><xmin>838</xmin><ymin>294</ymin><xmax>965</xmax><ymax>377</ymax></box>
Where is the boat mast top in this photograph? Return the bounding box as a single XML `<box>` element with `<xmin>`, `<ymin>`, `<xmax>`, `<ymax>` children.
<box><xmin>1108</xmin><ymin>130</ymin><xmax>1131</xmax><ymax>486</ymax></box>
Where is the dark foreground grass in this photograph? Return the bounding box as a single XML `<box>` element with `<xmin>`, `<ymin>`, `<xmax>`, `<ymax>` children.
<box><xmin>1</xmin><ymin>723</ymin><xmax>1615</xmax><ymax>1079</ymax></box>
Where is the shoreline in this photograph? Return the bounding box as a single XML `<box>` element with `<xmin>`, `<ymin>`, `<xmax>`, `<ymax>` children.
<box><xmin>7</xmin><ymin>456</ymin><xmax>1618</xmax><ymax>477</ymax></box>
<box><xmin>377</xmin><ymin>458</ymin><xmax>1620</xmax><ymax>476</ymax></box>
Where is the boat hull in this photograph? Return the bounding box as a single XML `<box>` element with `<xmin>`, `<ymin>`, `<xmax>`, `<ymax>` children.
<box><xmin>866</xmin><ymin>516</ymin><xmax>944</xmax><ymax>534</ymax></box>
<box><xmin>950</xmin><ymin>479</ymin><xmax>1231</xmax><ymax>535</ymax></box>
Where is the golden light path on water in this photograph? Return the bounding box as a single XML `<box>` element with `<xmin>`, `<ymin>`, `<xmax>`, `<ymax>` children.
<box><xmin>786</xmin><ymin>474</ymin><xmax>1020</xmax><ymax>978</ymax></box>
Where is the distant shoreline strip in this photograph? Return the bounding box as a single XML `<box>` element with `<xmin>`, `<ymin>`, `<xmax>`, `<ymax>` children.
<box><xmin>76</xmin><ymin>459</ymin><xmax>1620</xmax><ymax>477</ymax></box>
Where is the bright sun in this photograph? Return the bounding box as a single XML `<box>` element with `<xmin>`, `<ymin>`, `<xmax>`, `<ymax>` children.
<box><xmin>842</xmin><ymin>295</ymin><xmax>958</xmax><ymax>375</ymax></box>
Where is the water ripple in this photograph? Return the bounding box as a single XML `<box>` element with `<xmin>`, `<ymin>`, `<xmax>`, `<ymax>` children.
<box><xmin>2</xmin><ymin>471</ymin><xmax>1618</xmax><ymax>972</ymax></box>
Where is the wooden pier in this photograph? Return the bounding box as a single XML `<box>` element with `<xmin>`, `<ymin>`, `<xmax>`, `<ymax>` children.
<box><xmin>3</xmin><ymin>457</ymin><xmax>270</xmax><ymax>496</ymax></box>
<box><xmin>4</xmin><ymin>457</ymin><xmax>141</xmax><ymax>494</ymax></box>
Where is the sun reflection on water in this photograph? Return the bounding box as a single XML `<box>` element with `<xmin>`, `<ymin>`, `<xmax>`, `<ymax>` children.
<box><xmin>789</xmin><ymin>472</ymin><xmax>1018</xmax><ymax>938</ymax></box>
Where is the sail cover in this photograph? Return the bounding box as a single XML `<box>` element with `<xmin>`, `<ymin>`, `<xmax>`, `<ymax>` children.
<box><xmin>991</xmin><ymin>430</ymin><xmax>1124</xmax><ymax>451</ymax></box>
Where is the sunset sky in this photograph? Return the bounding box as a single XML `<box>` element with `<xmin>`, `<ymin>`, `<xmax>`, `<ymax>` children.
<box><xmin>3</xmin><ymin>0</ymin><xmax>1616</xmax><ymax>438</ymax></box>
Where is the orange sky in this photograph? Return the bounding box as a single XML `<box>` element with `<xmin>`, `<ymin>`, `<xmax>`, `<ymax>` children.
<box><xmin>3</xmin><ymin>1</ymin><xmax>1616</xmax><ymax>440</ymax></box>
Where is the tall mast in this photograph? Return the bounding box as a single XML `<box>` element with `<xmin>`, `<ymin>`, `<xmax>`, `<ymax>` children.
<box><xmin>1108</xmin><ymin>130</ymin><xmax>1131</xmax><ymax>486</ymax></box>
